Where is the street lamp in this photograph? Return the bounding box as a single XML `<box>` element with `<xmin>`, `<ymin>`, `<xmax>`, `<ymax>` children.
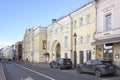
<box><xmin>73</xmin><ymin>32</ymin><xmax>77</xmax><ymax>68</ymax></box>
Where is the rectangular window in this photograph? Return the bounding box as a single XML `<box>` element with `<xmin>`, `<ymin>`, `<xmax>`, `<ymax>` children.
<box><xmin>105</xmin><ymin>13</ymin><xmax>112</xmax><ymax>31</ymax></box>
<box><xmin>80</xmin><ymin>17</ymin><xmax>83</xmax><ymax>27</ymax></box>
<box><xmin>86</xmin><ymin>35</ymin><xmax>90</xmax><ymax>43</ymax></box>
<box><xmin>73</xmin><ymin>20</ymin><xmax>76</xmax><ymax>29</ymax></box>
<box><xmin>86</xmin><ymin>14</ymin><xmax>90</xmax><ymax>24</ymax></box>
<box><xmin>42</xmin><ymin>40</ymin><xmax>46</xmax><ymax>50</ymax></box>
<box><xmin>47</xmin><ymin>41</ymin><xmax>50</xmax><ymax>50</ymax></box>
<box><xmin>54</xmin><ymin>28</ymin><xmax>57</xmax><ymax>35</ymax></box>
<box><xmin>64</xmin><ymin>36</ymin><xmax>68</xmax><ymax>48</ymax></box>
<box><xmin>79</xmin><ymin>36</ymin><xmax>83</xmax><ymax>44</ymax></box>
<box><xmin>86</xmin><ymin>50</ymin><xmax>91</xmax><ymax>61</ymax></box>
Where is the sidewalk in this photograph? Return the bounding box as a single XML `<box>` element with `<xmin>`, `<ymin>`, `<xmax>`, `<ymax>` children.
<box><xmin>0</xmin><ymin>62</ymin><xmax>6</xmax><ymax>80</ymax></box>
<box><xmin>14</xmin><ymin>60</ymin><xmax>49</xmax><ymax>68</ymax></box>
<box><xmin>24</xmin><ymin>61</ymin><xmax>50</xmax><ymax>68</ymax></box>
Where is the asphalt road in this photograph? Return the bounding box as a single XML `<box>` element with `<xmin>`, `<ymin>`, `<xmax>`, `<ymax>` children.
<box><xmin>2</xmin><ymin>60</ymin><xmax>120</xmax><ymax>80</ymax></box>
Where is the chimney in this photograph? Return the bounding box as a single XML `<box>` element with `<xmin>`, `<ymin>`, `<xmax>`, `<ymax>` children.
<box><xmin>52</xmin><ymin>19</ymin><xmax>57</xmax><ymax>23</ymax></box>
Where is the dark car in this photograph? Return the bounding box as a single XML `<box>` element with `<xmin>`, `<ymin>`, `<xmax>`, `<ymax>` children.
<box><xmin>77</xmin><ymin>60</ymin><xmax>116</xmax><ymax>77</ymax></box>
<box><xmin>49</xmin><ymin>58</ymin><xmax>72</xmax><ymax>69</ymax></box>
<box><xmin>8</xmin><ymin>59</ymin><xmax>12</xmax><ymax>61</ymax></box>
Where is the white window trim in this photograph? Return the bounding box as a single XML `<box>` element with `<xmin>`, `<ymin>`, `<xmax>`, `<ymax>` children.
<box><xmin>80</xmin><ymin>17</ymin><xmax>83</xmax><ymax>27</ymax></box>
<box><xmin>86</xmin><ymin>14</ymin><xmax>91</xmax><ymax>24</ymax></box>
<box><xmin>64</xmin><ymin>34</ymin><xmax>68</xmax><ymax>49</ymax></box>
<box><xmin>86</xmin><ymin>35</ymin><xmax>90</xmax><ymax>44</ymax></box>
<box><xmin>102</xmin><ymin>6</ymin><xmax>113</xmax><ymax>31</ymax></box>
<box><xmin>79</xmin><ymin>36</ymin><xmax>83</xmax><ymax>44</ymax></box>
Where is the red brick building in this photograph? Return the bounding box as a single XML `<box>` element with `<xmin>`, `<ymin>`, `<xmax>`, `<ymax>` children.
<box><xmin>15</xmin><ymin>42</ymin><xmax>22</xmax><ymax>60</ymax></box>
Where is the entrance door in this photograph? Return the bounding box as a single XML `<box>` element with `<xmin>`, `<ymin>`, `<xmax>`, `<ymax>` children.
<box><xmin>86</xmin><ymin>50</ymin><xmax>91</xmax><ymax>61</ymax></box>
<box><xmin>79</xmin><ymin>51</ymin><xmax>84</xmax><ymax>64</ymax></box>
<box><xmin>103</xmin><ymin>44</ymin><xmax>113</xmax><ymax>61</ymax></box>
<box><xmin>56</xmin><ymin>43</ymin><xmax>61</xmax><ymax>58</ymax></box>
<box><xmin>104</xmin><ymin>50</ymin><xmax>113</xmax><ymax>60</ymax></box>
<box><xmin>65</xmin><ymin>53</ymin><xmax>68</xmax><ymax>58</ymax></box>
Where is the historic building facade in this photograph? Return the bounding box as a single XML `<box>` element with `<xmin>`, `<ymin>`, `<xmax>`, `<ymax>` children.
<box><xmin>22</xmin><ymin>28</ymin><xmax>34</xmax><ymax>62</ymax></box>
<box><xmin>15</xmin><ymin>42</ymin><xmax>22</xmax><ymax>60</ymax></box>
<box><xmin>93</xmin><ymin>0</ymin><xmax>120</xmax><ymax>67</ymax></box>
<box><xmin>72</xmin><ymin>3</ymin><xmax>96</xmax><ymax>64</ymax></box>
<box><xmin>33</xmin><ymin>27</ymin><xmax>47</xmax><ymax>62</ymax></box>
<box><xmin>47</xmin><ymin>2</ymin><xmax>96</xmax><ymax>65</ymax></box>
<box><xmin>47</xmin><ymin>17</ymin><xmax>73</xmax><ymax>61</ymax></box>
<box><xmin>22</xmin><ymin>27</ymin><xmax>47</xmax><ymax>63</ymax></box>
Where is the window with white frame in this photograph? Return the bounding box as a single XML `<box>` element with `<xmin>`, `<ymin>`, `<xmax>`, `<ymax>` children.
<box><xmin>47</xmin><ymin>41</ymin><xmax>50</xmax><ymax>50</ymax></box>
<box><xmin>86</xmin><ymin>35</ymin><xmax>90</xmax><ymax>43</ymax></box>
<box><xmin>42</xmin><ymin>40</ymin><xmax>46</xmax><ymax>49</ymax></box>
<box><xmin>104</xmin><ymin>13</ymin><xmax>112</xmax><ymax>31</ymax></box>
<box><xmin>79</xmin><ymin>36</ymin><xmax>83</xmax><ymax>44</ymax></box>
<box><xmin>86</xmin><ymin>14</ymin><xmax>91</xmax><ymax>24</ymax></box>
<box><xmin>80</xmin><ymin>17</ymin><xmax>83</xmax><ymax>27</ymax></box>
<box><xmin>54</xmin><ymin>28</ymin><xmax>57</xmax><ymax>35</ymax></box>
<box><xmin>73</xmin><ymin>20</ymin><xmax>77</xmax><ymax>29</ymax></box>
<box><xmin>64</xmin><ymin>36</ymin><xmax>68</xmax><ymax>48</ymax></box>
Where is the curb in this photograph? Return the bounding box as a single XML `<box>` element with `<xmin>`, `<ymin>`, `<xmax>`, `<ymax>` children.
<box><xmin>0</xmin><ymin>62</ymin><xmax>6</xmax><ymax>80</ymax></box>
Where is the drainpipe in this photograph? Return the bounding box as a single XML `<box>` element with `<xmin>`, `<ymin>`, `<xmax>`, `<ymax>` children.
<box><xmin>68</xmin><ymin>14</ymin><xmax>73</xmax><ymax>61</ymax></box>
<box><xmin>93</xmin><ymin>0</ymin><xmax>97</xmax><ymax>39</ymax></box>
<box><xmin>93</xmin><ymin>0</ymin><xmax>97</xmax><ymax>59</ymax></box>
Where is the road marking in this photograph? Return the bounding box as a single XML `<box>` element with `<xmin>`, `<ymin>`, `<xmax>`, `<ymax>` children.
<box><xmin>102</xmin><ymin>79</ymin><xmax>108</xmax><ymax>80</ymax></box>
<box><xmin>14</xmin><ymin>63</ymin><xmax>55</xmax><ymax>80</ymax></box>
<box><xmin>21</xmin><ymin>77</ymin><xmax>34</xmax><ymax>80</ymax></box>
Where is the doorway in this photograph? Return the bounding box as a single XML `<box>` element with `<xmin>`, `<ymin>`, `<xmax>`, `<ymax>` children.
<box><xmin>103</xmin><ymin>44</ymin><xmax>113</xmax><ymax>61</ymax></box>
<box><xmin>79</xmin><ymin>51</ymin><xmax>84</xmax><ymax>64</ymax></box>
<box><xmin>55</xmin><ymin>43</ymin><xmax>61</xmax><ymax>58</ymax></box>
<box><xmin>86</xmin><ymin>50</ymin><xmax>91</xmax><ymax>61</ymax></box>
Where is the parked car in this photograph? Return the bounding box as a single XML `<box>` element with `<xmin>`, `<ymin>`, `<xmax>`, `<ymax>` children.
<box><xmin>49</xmin><ymin>58</ymin><xmax>72</xmax><ymax>69</ymax></box>
<box><xmin>77</xmin><ymin>60</ymin><xmax>116</xmax><ymax>77</ymax></box>
<box><xmin>8</xmin><ymin>59</ymin><xmax>12</xmax><ymax>61</ymax></box>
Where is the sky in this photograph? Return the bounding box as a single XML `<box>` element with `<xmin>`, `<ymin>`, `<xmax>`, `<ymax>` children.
<box><xmin>0</xmin><ymin>0</ymin><xmax>91</xmax><ymax>48</ymax></box>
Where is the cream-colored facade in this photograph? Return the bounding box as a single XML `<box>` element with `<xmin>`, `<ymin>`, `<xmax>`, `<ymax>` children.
<box><xmin>22</xmin><ymin>28</ymin><xmax>34</xmax><ymax>62</ymax></box>
<box><xmin>93</xmin><ymin>0</ymin><xmax>120</xmax><ymax>67</ymax></box>
<box><xmin>71</xmin><ymin>3</ymin><xmax>96</xmax><ymax>64</ymax></box>
<box><xmin>33</xmin><ymin>27</ymin><xmax>47</xmax><ymax>62</ymax></box>
<box><xmin>47</xmin><ymin>2</ymin><xmax>96</xmax><ymax>64</ymax></box>
<box><xmin>47</xmin><ymin>17</ymin><xmax>73</xmax><ymax>61</ymax></box>
<box><xmin>22</xmin><ymin>27</ymin><xmax>47</xmax><ymax>63</ymax></box>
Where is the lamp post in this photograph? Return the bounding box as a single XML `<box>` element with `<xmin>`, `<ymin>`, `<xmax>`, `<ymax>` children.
<box><xmin>73</xmin><ymin>32</ymin><xmax>77</xmax><ymax>68</ymax></box>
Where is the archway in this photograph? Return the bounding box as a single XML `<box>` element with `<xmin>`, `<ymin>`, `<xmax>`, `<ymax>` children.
<box><xmin>55</xmin><ymin>43</ymin><xmax>61</xmax><ymax>58</ymax></box>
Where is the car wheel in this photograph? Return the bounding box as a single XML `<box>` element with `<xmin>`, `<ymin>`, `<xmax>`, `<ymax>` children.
<box><xmin>77</xmin><ymin>67</ymin><xmax>82</xmax><ymax>74</ymax></box>
<box><xmin>50</xmin><ymin>65</ymin><xmax>53</xmax><ymax>68</ymax></box>
<box><xmin>95</xmin><ymin>70</ymin><xmax>102</xmax><ymax>78</ymax></box>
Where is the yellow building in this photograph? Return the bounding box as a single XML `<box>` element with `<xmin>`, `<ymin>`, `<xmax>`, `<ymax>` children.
<box><xmin>47</xmin><ymin>2</ymin><xmax>96</xmax><ymax>65</ymax></box>
<box><xmin>47</xmin><ymin>17</ymin><xmax>73</xmax><ymax>61</ymax></box>
<box><xmin>33</xmin><ymin>27</ymin><xmax>47</xmax><ymax>62</ymax></box>
<box><xmin>22</xmin><ymin>27</ymin><xmax>47</xmax><ymax>63</ymax></box>
<box><xmin>71</xmin><ymin>3</ymin><xmax>96</xmax><ymax>64</ymax></box>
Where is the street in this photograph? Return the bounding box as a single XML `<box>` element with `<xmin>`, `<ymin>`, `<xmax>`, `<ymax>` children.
<box><xmin>1</xmin><ymin>60</ymin><xmax>120</xmax><ymax>80</ymax></box>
